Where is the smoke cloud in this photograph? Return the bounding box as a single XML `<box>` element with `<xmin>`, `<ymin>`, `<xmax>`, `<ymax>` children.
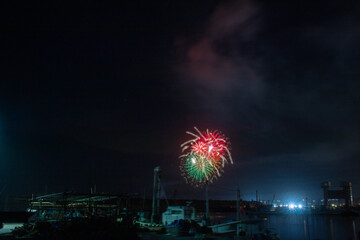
<box><xmin>176</xmin><ymin>1</ymin><xmax>262</xmax><ymax>94</ymax></box>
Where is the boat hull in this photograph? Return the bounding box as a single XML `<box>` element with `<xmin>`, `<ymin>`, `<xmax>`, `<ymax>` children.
<box><xmin>209</xmin><ymin>220</ymin><xmax>241</xmax><ymax>234</ymax></box>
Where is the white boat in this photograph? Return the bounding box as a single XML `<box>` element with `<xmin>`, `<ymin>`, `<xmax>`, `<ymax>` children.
<box><xmin>209</xmin><ymin>220</ymin><xmax>242</xmax><ymax>234</ymax></box>
<box><xmin>0</xmin><ymin>223</ymin><xmax>24</xmax><ymax>234</ymax></box>
<box><xmin>161</xmin><ymin>206</ymin><xmax>196</xmax><ymax>225</ymax></box>
<box><xmin>210</xmin><ymin>218</ymin><xmax>279</xmax><ymax>239</ymax></box>
<box><xmin>161</xmin><ymin>206</ymin><xmax>198</xmax><ymax>236</ymax></box>
<box><xmin>209</xmin><ymin>218</ymin><xmax>265</xmax><ymax>234</ymax></box>
<box><xmin>135</xmin><ymin>221</ymin><xmax>164</xmax><ymax>231</ymax></box>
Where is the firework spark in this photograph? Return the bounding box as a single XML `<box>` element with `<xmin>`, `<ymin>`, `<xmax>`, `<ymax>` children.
<box><xmin>180</xmin><ymin>127</ymin><xmax>233</xmax><ymax>186</ymax></box>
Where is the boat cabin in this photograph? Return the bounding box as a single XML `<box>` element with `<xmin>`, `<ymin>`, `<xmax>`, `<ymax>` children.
<box><xmin>162</xmin><ymin>206</ymin><xmax>195</xmax><ymax>225</ymax></box>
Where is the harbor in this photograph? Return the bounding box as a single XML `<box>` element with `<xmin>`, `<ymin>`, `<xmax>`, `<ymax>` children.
<box><xmin>0</xmin><ymin>168</ymin><xmax>359</xmax><ymax>239</ymax></box>
<box><xmin>0</xmin><ymin>189</ymin><xmax>279</xmax><ymax>239</ymax></box>
<box><xmin>2</xmin><ymin>0</ymin><xmax>360</xmax><ymax>239</ymax></box>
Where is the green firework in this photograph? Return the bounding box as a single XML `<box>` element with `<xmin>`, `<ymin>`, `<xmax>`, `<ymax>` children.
<box><xmin>184</xmin><ymin>154</ymin><xmax>215</xmax><ymax>182</ymax></box>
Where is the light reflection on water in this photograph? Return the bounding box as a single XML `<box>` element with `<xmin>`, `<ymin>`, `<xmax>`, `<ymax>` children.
<box><xmin>210</xmin><ymin>212</ymin><xmax>360</xmax><ymax>240</ymax></box>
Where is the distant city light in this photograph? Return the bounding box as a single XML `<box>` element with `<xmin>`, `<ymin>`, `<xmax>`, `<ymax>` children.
<box><xmin>271</xmin><ymin>201</ymin><xmax>307</xmax><ymax>210</ymax></box>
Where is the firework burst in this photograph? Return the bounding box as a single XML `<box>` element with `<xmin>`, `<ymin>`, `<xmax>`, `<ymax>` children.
<box><xmin>180</xmin><ymin>127</ymin><xmax>233</xmax><ymax>186</ymax></box>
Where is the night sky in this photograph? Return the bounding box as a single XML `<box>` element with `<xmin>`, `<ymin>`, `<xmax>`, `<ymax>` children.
<box><xmin>1</xmin><ymin>1</ymin><xmax>360</xmax><ymax>203</ymax></box>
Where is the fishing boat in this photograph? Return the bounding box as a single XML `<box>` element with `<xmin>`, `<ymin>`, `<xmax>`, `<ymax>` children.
<box><xmin>161</xmin><ymin>206</ymin><xmax>197</xmax><ymax>236</ymax></box>
<box><xmin>209</xmin><ymin>218</ymin><xmax>279</xmax><ymax>239</ymax></box>
<box><xmin>161</xmin><ymin>206</ymin><xmax>196</xmax><ymax>225</ymax></box>
<box><xmin>209</xmin><ymin>220</ymin><xmax>242</xmax><ymax>234</ymax></box>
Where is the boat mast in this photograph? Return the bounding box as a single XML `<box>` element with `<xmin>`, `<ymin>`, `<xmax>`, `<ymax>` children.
<box><xmin>237</xmin><ymin>189</ymin><xmax>240</xmax><ymax>221</ymax></box>
<box><xmin>151</xmin><ymin>166</ymin><xmax>161</xmax><ymax>223</ymax></box>
<box><xmin>205</xmin><ymin>184</ymin><xmax>209</xmax><ymax>225</ymax></box>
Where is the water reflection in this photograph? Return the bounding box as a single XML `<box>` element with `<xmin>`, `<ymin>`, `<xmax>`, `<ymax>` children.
<box><xmin>265</xmin><ymin>215</ymin><xmax>359</xmax><ymax>240</ymax></box>
<box><xmin>329</xmin><ymin>217</ymin><xmax>334</xmax><ymax>240</ymax></box>
<box><xmin>211</xmin><ymin>212</ymin><xmax>359</xmax><ymax>239</ymax></box>
<box><xmin>352</xmin><ymin>220</ymin><xmax>357</xmax><ymax>240</ymax></box>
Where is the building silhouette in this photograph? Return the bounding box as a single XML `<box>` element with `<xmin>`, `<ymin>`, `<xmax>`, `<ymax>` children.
<box><xmin>321</xmin><ymin>181</ymin><xmax>353</xmax><ymax>207</ymax></box>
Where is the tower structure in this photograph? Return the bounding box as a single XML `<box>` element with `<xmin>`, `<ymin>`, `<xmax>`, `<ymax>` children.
<box><xmin>321</xmin><ymin>181</ymin><xmax>353</xmax><ymax>207</ymax></box>
<box><xmin>151</xmin><ymin>166</ymin><xmax>162</xmax><ymax>223</ymax></box>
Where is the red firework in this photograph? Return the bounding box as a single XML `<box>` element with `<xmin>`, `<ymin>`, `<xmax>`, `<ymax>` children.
<box><xmin>191</xmin><ymin>130</ymin><xmax>228</xmax><ymax>165</ymax></box>
<box><xmin>180</xmin><ymin>127</ymin><xmax>233</xmax><ymax>181</ymax></box>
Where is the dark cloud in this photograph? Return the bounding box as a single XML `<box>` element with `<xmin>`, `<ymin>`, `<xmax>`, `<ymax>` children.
<box><xmin>176</xmin><ymin>0</ymin><xmax>263</xmax><ymax>94</ymax></box>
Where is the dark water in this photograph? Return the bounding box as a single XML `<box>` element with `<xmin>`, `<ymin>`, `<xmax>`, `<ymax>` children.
<box><xmin>265</xmin><ymin>214</ymin><xmax>359</xmax><ymax>240</ymax></box>
<box><xmin>210</xmin><ymin>212</ymin><xmax>360</xmax><ymax>240</ymax></box>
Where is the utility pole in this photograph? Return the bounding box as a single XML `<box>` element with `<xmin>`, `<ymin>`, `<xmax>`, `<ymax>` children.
<box><xmin>236</xmin><ymin>189</ymin><xmax>240</xmax><ymax>221</ymax></box>
<box><xmin>205</xmin><ymin>184</ymin><xmax>209</xmax><ymax>224</ymax></box>
<box><xmin>151</xmin><ymin>166</ymin><xmax>161</xmax><ymax>223</ymax></box>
